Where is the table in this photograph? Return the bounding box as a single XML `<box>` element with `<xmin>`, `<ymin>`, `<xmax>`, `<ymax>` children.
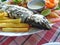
<box><xmin>0</xmin><ymin>22</ymin><xmax>60</xmax><ymax>45</ymax></box>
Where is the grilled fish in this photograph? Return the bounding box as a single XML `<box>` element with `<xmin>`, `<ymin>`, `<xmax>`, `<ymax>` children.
<box><xmin>0</xmin><ymin>3</ymin><xmax>51</xmax><ymax>30</ymax></box>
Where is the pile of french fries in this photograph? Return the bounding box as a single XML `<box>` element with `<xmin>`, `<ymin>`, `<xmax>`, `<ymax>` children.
<box><xmin>0</xmin><ymin>11</ymin><xmax>29</xmax><ymax>32</ymax></box>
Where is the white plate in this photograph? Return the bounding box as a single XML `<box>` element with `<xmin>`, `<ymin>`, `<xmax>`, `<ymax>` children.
<box><xmin>0</xmin><ymin>24</ymin><xmax>53</xmax><ymax>36</ymax></box>
<box><xmin>0</xmin><ymin>28</ymin><xmax>44</xmax><ymax>36</ymax></box>
<box><xmin>0</xmin><ymin>1</ymin><xmax>52</xmax><ymax>36</ymax></box>
<box><xmin>0</xmin><ymin>3</ymin><xmax>42</xmax><ymax>36</ymax></box>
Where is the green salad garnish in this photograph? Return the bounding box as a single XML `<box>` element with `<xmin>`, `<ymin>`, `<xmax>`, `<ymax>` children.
<box><xmin>13</xmin><ymin>0</ymin><xmax>22</xmax><ymax>4</ymax></box>
<box><xmin>41</xmin><ymin>9</ymin><xmax>51</xmax><ymax>16</ymax></box>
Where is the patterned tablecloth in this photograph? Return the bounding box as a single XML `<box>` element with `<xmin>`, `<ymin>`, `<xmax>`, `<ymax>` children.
<box><xmin>0</xmin><ymin>22</ymin><xmax>60</xmax><ymax>45</ymax></box>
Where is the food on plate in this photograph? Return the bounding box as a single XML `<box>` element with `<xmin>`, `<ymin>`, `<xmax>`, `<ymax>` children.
<box><xmin>0</xmin><ymin>17</ymin><xmax>9</xmax><ymax>20</ymax></box>
<box><xmin>46</xmin><ymin>10</ymin><xmax>60</xmax><ymax>23</ymax></box>
<box><xmin>0</xmin><ymin>2</ymin><xmax>52</xmax><ymax>33</ymax></box>
<box><xmin>24</xmin><ymin>14</ymin><xmax>51</xmax><ymax>30</ymax></box>
<box><xmin>48</xmin><ymin>18</ymin><xmax>60</xmax><ymax>23</ymax></box>
<box><xmin>0</xmin><ymin>0</ymin><xmax>59</xmax><ymax>33</ymax></box>
<box><xmin>9</xmin><ymin>0</ymin><xmax>22</xmax><ymax>4</ymax></box>
<box><xmin>0</xmin><ymin>3</ymin><xmax>30</xmax><ymax>32</ymax></box>
<box><xmin>45</xmin><ymin>0</ymin><xmax>59</xmax><ymax>8</ymax></box>
<box><xmin>45</xmin><ymin>2</ymin><xmax>55</xmax><ymax>8</ymax></box>
<box><xmin>0</xmin><ymin>3</ymin><xmax>51</xmax><ymax>30</ymax></box>
<box><xmin>54</xmin><ymin>10</ymin><xmax>60</xmax><ymax>16</ymax></box>
<box><xmin>0</xmin><ymin>23</ymin><xmax>29</xmax><ymax>28</ymax></box>
<box><xmin>46</xmin><ymin>12</ymin><xmax>59</xmax><ymax>19</ymax></box>
<box><xmin>13</xmin><ymin>0</ymin><xmax>22</xmax><ymax>4</ymax></box>
<box><xmin>2</xmin><ymin>28</ymin><xmax>29</xmax><ymax>32</ymax></box>
<box><xmin>0</xmin><ymin>19</ymin><xmax>21</xmax><ymax>23</ymax></box>
<box><xmin>0</xmin><ymin>10</ymin><xmax>8</xmax><ymax>17</ymax></box>
<box><xmin>41</xmin><ymin>9</ymin><xmax>51</xmax><ymax>16</ymax></box>
<box><xmin>9</xmin><ymin>0</ymin><xmax>28</xmax><ymax>7</ymax></box>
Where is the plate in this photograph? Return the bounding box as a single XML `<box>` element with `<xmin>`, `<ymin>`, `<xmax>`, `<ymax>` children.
<box><xmin>0</xmin><ymin>3</ymin><xmax>42</xmax><ymax>36</ymax></box>
<box><xmin>0</xmin><ymin>28</ymin><xmax>44</xmax><ymax>36</ymax></box>
<box><xmin>0</xmin><ymin>24</ymin><xmax>53</xmax><ymax>36</ymax></box>
<box><xmin>0</xmin><ymin>1</ymin><xmax>52</xmax><ymax>36</ymax></box>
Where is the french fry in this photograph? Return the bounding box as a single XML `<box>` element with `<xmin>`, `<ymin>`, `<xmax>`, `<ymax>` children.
<box><xmin>4</xmin><ymin>12</ymin><xmax>8</xmax><ymax>16</ymax></box>
<box><xmin>0</xmin><ymin>13</ymin><xmax>4</xmax><ymax>17</ymax></box>
<box><xmin>0</xmin><ymin>19</ymin><xmax>21</xmax><ymax>23</ymax></box>
<box><xmin>2</xmin><ymin>28</ymin><xmax>29</xmax><ymax>32</ymax></box>
<box><xmin>0</xmin><ymin>12</ymin><xmax>8</xmax><ymax>17</ymax></box>
<box><xmin>0</xmin><ymin>23</ymin><xmax>29</xmax><ymax>28</ymax></box>
<box><xmin>0</xmin><ymin>17</ymin><xmax>9</xmax><ymax>20</ymax></box>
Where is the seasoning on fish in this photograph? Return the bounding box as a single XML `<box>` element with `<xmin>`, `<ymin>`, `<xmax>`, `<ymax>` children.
<box><xmin>0</xmin><ymin>3</ymin><xmax>51</xmax><ymax>30</ymax></box>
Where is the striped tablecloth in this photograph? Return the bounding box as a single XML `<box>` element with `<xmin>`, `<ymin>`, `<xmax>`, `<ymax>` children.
<box><xmin>0</xmin><ymin>22</ymin><xmax>60</xmax><ymax>45</ymax></box>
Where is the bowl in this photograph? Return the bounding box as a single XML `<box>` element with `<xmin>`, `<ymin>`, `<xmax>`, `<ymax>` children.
<box><xmin>27</xmin><ymin>0</ymin><xmax>45</xmax><ymax>11</ymax></box>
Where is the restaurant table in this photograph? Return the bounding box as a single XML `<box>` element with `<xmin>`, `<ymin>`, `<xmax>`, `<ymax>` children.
<box><xmin>0</xmin><ymin>22</ymin><xmax>60</xmax><ymax>45</ymax></box>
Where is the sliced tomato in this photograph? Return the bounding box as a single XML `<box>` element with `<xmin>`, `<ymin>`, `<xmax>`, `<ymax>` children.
<box><xmin>54</xmin><ymin>10</ymin><xmax>60</xmax><ymax>16</ymax></box>
<box><xmin>49</xmin><ymin>17</ymin><xmax>60</xmax><ymax>23</ymax></box>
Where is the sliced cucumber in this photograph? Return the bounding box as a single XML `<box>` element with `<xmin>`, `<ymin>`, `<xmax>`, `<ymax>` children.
<box><xmin>41</xmin><ymin>9</ymin><xmax>51</xmax><ymax>16</ymax></box>
<box><xmin>13</xmin><ymin>0</ymin><xmax>22</xmax><ymax>4</ymax></box>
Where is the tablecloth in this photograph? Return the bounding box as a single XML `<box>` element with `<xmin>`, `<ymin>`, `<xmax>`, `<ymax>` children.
<box><xmin>0</xmin><ymin>22</ymin><xmax>60</xmax><ymax>45</ymax></box>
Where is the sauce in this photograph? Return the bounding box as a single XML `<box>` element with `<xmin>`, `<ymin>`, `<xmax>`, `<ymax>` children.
<box><xmin>28</xmin><ymin>2</ymin><xmax>44</xmax><ymax>9</ymax></box>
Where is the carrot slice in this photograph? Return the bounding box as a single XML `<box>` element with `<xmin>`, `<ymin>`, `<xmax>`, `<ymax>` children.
<box><xmin>49</xmin><ymin>0</ymin><xmax>54</xmax><ymax>3</ymax></box>
<box><xmin>45</xmin><ymin>0</ymin><xmax>58</xmax><ymax>8</ymax></box>
<box><xmin>45</xmin><ymin>2</ymin><xmax>55</xmax><ymax>8</ymax></box>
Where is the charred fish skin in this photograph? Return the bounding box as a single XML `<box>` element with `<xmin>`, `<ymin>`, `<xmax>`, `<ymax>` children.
<box><xmin>0</xmin><ymin>3</ymin><xmax>51</xmax><ymax>30</ymax></box>
<box><xmin>24</xmin><ymin>14</ymin><xmax>51</xmax><ymax>30</ymax></box>
<box><xmin>2</xmin><ymin>5</ymin><xmax>33</xmax><ymax>22</ymax></box>
<box><xmin>0</xmin><ymin>2</ymin><xmax>8</xmax><ymax>10</ymax></box>
<box><xmin>1</xmin><ymin>5</ymin><xmax>31</xmax><ymax>21</ymax></box>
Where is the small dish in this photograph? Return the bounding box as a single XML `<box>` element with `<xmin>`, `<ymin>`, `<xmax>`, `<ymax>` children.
<box><xmin>27</xmin><ymin>0</ymin><xmax>45</xmax><ymax>11</ymax></box>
